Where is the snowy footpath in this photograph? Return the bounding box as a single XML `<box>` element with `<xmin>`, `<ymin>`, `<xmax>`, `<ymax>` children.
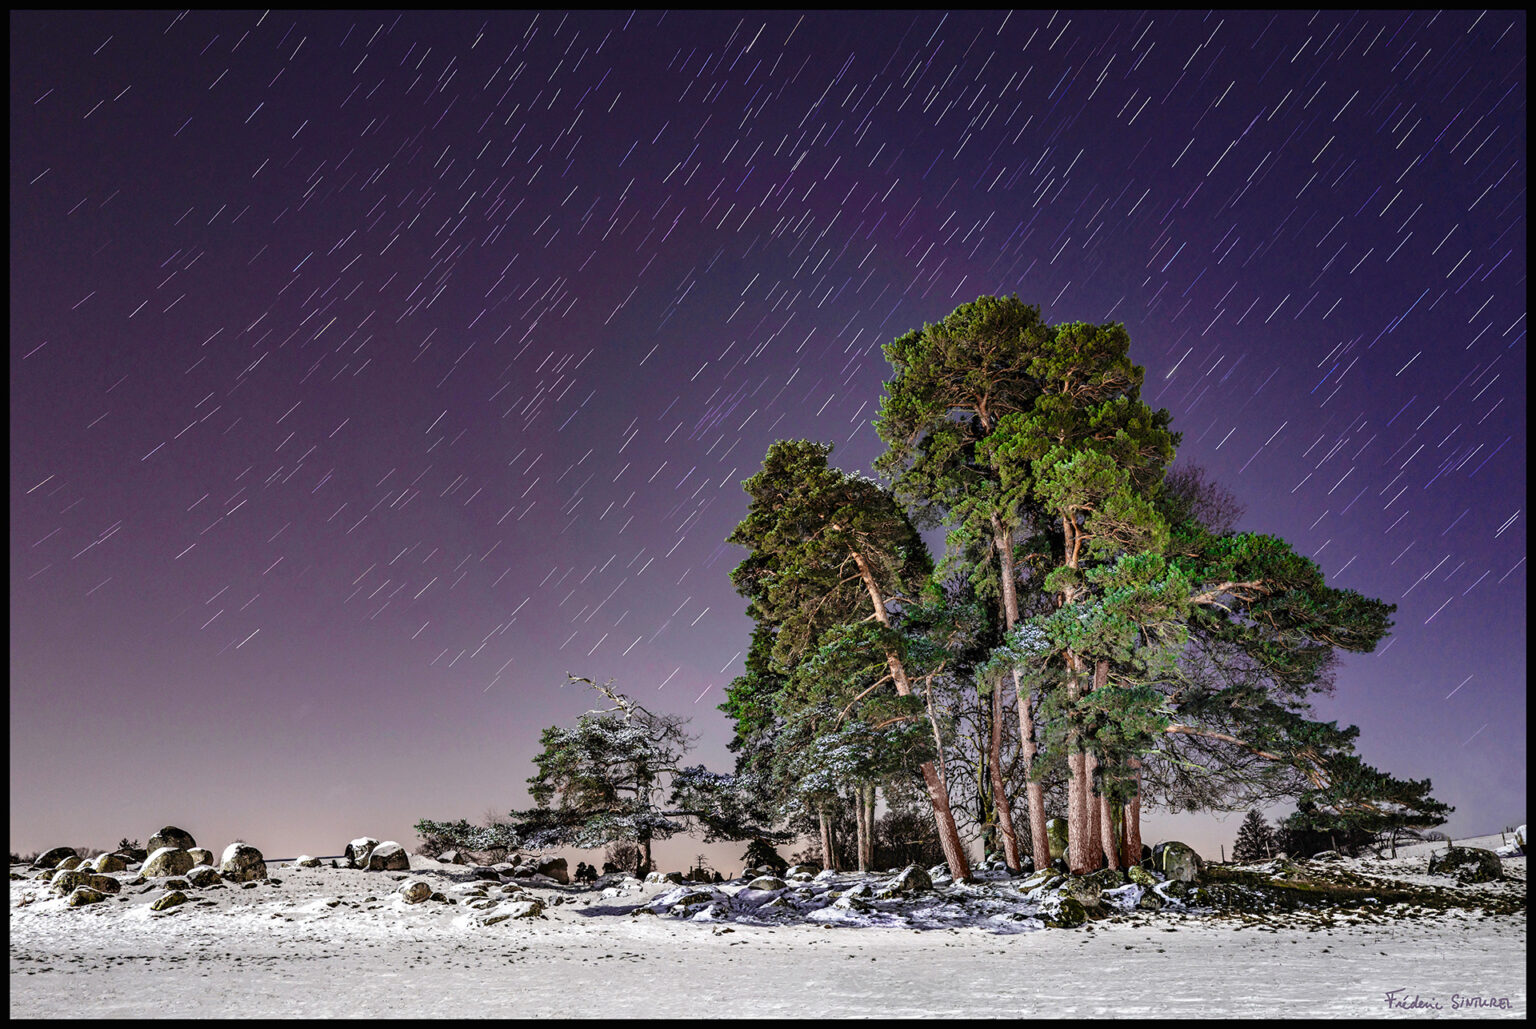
<box><xmin>11</xmin><ymin>850</ymin><xmax>1525</xmax><ymax>1018</ymax></box>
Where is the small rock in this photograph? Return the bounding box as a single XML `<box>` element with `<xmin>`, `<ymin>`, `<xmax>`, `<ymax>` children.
<box><xmin>398</xmin><ymin>880</ymin><xmax>433</xmax><ymax>904</ymax></box>
<box><xmin>187</xmin><ymin>865</ymin><xmax>223</xmax><ymax>888</ymax></box>
<box><xmin>150</xmin><ymin>890</ymin><xmax>190</xmax><ymax>911</ymax></box>
<box><xmin>67</xmin><ymin>886</ymin><xmax>107</xmax><ymax>907</ymax></box>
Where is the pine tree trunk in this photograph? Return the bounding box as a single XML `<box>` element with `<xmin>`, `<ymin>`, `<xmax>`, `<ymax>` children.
<box><xmin>1085</xmin><ymin>750</ymin><xmax>1103</xmax><ymax>871</ymax></box>
<box><xmin>1100</xmin><ymin>789</ymin><xmax>1119</xmax><ymax>870</ymax></box>
<box><xmin>1125</xmin><ymin>757</ymin><xmax>1143</xmax><ymax>866</ymax></box>
<box><xmin>848</xmin><ymin>547</ymin><xmax>971</xmax><ymax>882</ymax></box>
<box><xmin>854</xmin><ymin>789</ymin><xmax>869</xmax><ymax>872</ymax></box>
<box><xmin>819</xmin><ymin>809</ymin><xmax>835</xmax><ymax>872</ymax></box>
<box><xmin>862</xmin><ymin>784</ymin><xmax>876</xmax><ymax>871</ymax></box>
<box><xmin>992</xmin><ymin>513</ymin><xmax>1049</xmax><ymax>872</ymax></box>
<box><xmin>639</xmin><ymin>835</ymin><xmax>653</xmax><ymax>880</ymax></box>
<box><xmin>989</xmin><ymin>676</ymin><xmax>1022</xmax><ymax>871</ymax></box>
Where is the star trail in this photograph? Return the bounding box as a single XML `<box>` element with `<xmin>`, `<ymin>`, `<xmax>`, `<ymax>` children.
<box><xmin>10</xmin><ymin>11</ymin><xmax>1525</xmax><ymax>860</ymax></box>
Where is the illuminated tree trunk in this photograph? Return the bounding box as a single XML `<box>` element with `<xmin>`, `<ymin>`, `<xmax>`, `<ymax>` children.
<box><xmin>989</xmin><ymin>676</ymin><xmax>1022</xmax><ymax>871</ymax></box>
<box><xmin>1085</xmin><ymin>750</ymin><xmax>1103</xmax><ymax>868</ymax></box>
<box><xmin>851</xmin><ymin>548</ymin><xmax>971</xmax><ymax>882</ymax></box>
<box><xmin>819</xmin><ymin>809</ymin><xmax>836</xmax><ymax>871</ymax></box>
<box><xmin>993</xmin><ymin>513</ymin><xmax>1048</xmax><ymax>872</ymax></box>
<box><xmin>1125</xmin><ymin>757</ymin><xmax>1143</xmax><ymax>867</ymax></box>
<box><xmin>1100</xmin><ymin>789</ymin><xmax>1120</xmax><ymax>870</ymax></box>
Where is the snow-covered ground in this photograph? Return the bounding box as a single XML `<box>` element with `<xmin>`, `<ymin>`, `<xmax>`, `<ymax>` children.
<box><xmin>10</xmin><ymin>838</ymin><xmax>1525</xmax><ymax>1018</ymax></box>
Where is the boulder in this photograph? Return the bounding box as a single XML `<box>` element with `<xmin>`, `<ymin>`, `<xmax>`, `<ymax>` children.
<box><xmin>646</xmin><ymin>870</ymin><xmax>688</xmax><ymax>885</ymax></box>
<box><xmin>1309</xmin><ymin>849</ymin><xmax>1343</xmax><ymax>861</ymax></box>
<box><xmin>1153</xmin><ymin>841</ymin><xmax>1203</xmax><ymax>882</ymax></box>
<box><xmin>187</xmin><ymin>865</ymin><xmax>223</xmax><ymax>888</ymax></box>
<box><xmin>399</xmin><ymin>880</ymin><xmax>433</xmax><ymax>904</ymax></box>
<box><xmin>1084</xmin><ymin>867</ymin><xmax>1125</xmax><ymax>892</ymax></box>
<box><xmin>438</xmin><ymin>850</ymin><xmax>470</xmax><ymax>865</ymax></box>
<box><xmin>1042</xmin><ymin>895</ymin><xmax>1087</xmax><ymax>928</ymax></box>
<box><xmin>32</xmin><ymin>847</ymin><xmax>78</xmax><ymax>870</ymax></box>
<box><xmin>1045</xmin><ymin>818</ymin><xmax>1069</xmax><ymax>861</ymax></box>
<box><xmin>1428</xmin><ymin>846</ymin><xmax>1503</xmax><ymax>884</ymax></box>
<box><xmin>784</xmin><ymin>863</ymin><xmax>819</xmax><ymax>879</ymax></box>
<box><xmin>878</xmin><ymin>865</ymin><xmax>932</xmax><ymax>898</ymax></box>
<box><xmin>1057</xmin><ymin>876</ymin><xmax>1102</xmax><ymax>909</ymax></box>
<box><xmin>746</xmin><ymin>876</ymin><xmax>787</xmax><ymax>892</ymax></box>
<box><xmin>533</xmin><ymin>856</ymin><xmax>569</xmax><ymax>884</ymax></box>
<box><xmin>67</xmin><ymin>886</ymin><xmax>107</xmax><ymax>907</ymax></box>
<box><xmin>1514</xmin><ymin>826</ymin><xmax>1526</xmax><ymax>853</ymax></box>
<box><xmin>54</xmin><ymin>856</ymin><xmax>84</xmax><ymax>872</ymax></box>
<box><xmin>142</xmin><ymin>847</ymin><xmax>196</xmax><ymax>878</ymax></box>
<box><xmin>150</xmin><ymin>890</ymin><xmax>190</xmax><ymax>912</ymax></box>
<box><xmin>366</xmin><ymin>842</ymin><xmax>409</xmax><ymax>872</ymax></box>
<box><xmin>219</xmin><ymin>842</ymin><xmax>268</xmax><ymax>882</ymax></box>
<box><xmin>147</xmin><ymin>826</ymin><xmax>197</xmax><ymax>853</ymax></box>
<box><xmin>345</xmin><ymin>838</ymin><xmax>380</xmax><ymax>869</ymax></box>
<box><xmin>187</xmin><ymin>848</ymin><xmax>215</xmax><ymax>867</ymax></box>
<box><xmin>295</xmin><ymin>856</ymin><xmax>321</xmax><ymax>868</ymax></box>
<box><xmin>1126</xmin><ymin>864</ymin><xmax>1158</xmax><ymax>888</ymax></box>
<box><xmin>50</xmin><ymin>869</ymin><xmax>95</xmax><ymax>895</ymax></box>
<box><xmin>1136</xmin><ymin>890</ymin><xmax>1164</xmax><ymax>911</ymax></box>
<box><xmin>470</xmin><ymin>867</ymin><xmax>503</xmax><ymax>882</ymax></box>
<box><xmin>92</xmin><ymin>853</ymin><xmax>129</xmax><ymax>874</ymax></box>
<box><xmin>85</xmin><ymin>874</ymin><xmax>122</xmax><ymax>895</ymax></box>
<box><xmin>504</xmin><ymin>898</ymin><xmax>544</xmax><ymax>919</ymax></box>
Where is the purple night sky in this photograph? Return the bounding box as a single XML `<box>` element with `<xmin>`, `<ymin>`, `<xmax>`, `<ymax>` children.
<box><xmin>11</xmin><ymin>11</ymin><xmax>1525</xmax><ymax>865</ymax></box>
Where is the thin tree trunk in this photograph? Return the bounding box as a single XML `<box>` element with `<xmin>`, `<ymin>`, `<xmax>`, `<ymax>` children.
<box><xmin>639</xmin><ymin>836</ymin><xmax>653</xmax><ymax>879</ymax></box>
<box><xmin>849</xmin><ymin>547</ymin><xmax>971</xmax><ymax>882</ymax></box>
<box><xmin>992</xmin><ymin>512</ymin><xmax>1050</xmax><ymax>872</ymax></box>
<box><xmin>854</xmin><ymin>792</ymin><xmax>868</xmax><ymax>872</ymax></box>
<box><xmin>989</xmin><ymin>675</ymin><xmax>1021</xmax><ymax>871</ymax></box>
<box><xmin>819</xmin><ymin>809</ymin><xmax>835</xmax><ymax>872</ymax></box>
<box><xmin>863</xmin><ymin>784</ymin><xmax>876</xmax><ymax>870</ymax></box>
<box><xmin>1125</xmin><ymin>757</ymin><xmax>1143</xmax><ymax>866</ymax></box>
<box><xmin>1085</xmin><ymin>750</ymin><xmax>1102</xmax><ymax>871</ymax></box>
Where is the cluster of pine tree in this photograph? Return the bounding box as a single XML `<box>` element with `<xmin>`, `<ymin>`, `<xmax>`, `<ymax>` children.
<box><xmin>419</xmin><ymin>295</ymin><xmax>1449</xmax><ymax>879</ymax></box>
<box><xmin>719</xmin><ymin>295</ymin><xmax>1448</xmax><ymax>878</ymax></box>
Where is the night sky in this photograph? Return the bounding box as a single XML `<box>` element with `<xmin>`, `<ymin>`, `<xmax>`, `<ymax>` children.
<box><xmin>11</xmin><ymin>11</ymin><xmax>1525</xmax><ymax>865</ymax></box>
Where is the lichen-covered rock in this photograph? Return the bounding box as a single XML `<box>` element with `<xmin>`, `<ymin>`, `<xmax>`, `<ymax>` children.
<box><xmin>1042</xmin><ymin>896</ymin><xmax>1087</xmax><ymax>928</ymax></box>
<box><xmin>1159</xmin><ymin>878</ymin><xmax>1211</xmax><ymax>906</ymax></box>
<box><xmin>365</xmin><ymin>842</ymin><xmax>409</xmax><ymax>872</ymax></box>
<box><xmin>150</xmin><ymin>890</ymin><xmax>190</xmax><ymax>912</ymax></box>
<box><xmin>1126</xmin><ymin>864</ymin><xmax>1158</xmax><ymax>888</ymax></box>
<box><xmin>1153</xmin><ymin>841</ymin><xmax>1203</xmax><ymax>883</ymax></box>
<box><xmin>219</xmin><ymin>842</ymin><xmax>268</xmax><ymax>882</ymax></box>
<box><xmin>147</xmin><ymin>827</ymin><xmax>197</xmax><ymax>854</ymax></box>
<box><xmin>533</xmin><ymin>856</ymin><xmax>569</xmax><ymax>884</ymax></box>
<box><xmin>345</xmin><ymin>838</ymin><xmax>379</xmax><ymax>869</ymax></box>
<box><xmin>32</xmin><ymin>847</ymin><xmax>79</xmax><ymax>870</ymax></box>
<box><xmin>646</xmin><ymin>870</ymin><xmax>687</xmax><ymax>885</ymax></box>
<box><xmin>1084</xmin><ymin>867</ymin><xmax>1125</xmax><ymax>892</ymax></box>
<box><xmin>1057</xmin><ymin>875</ymin><xmax>1102</xmax><ymax>909</ymax></box>
<box><xmin>1136</xmin><ymin>889</ymin><xmax>1164</xmax><ymax>911</ymax></box>
<box><xmin>187</xmin><ymin>848</ymin><xmax>215</xmax><ymax>867</ymax></box>
<box><xmin>55</xmin><ymin>856</ymin><xmax>84</xmax><ymax>872</ymax></box>
<box><xmin>68</xmin><ymin>886</ymin><xmax>107</xmax><ymax>907</ymax></box>
<box><xmin>746</xmin><ymin>876</ymin><xmax>787</xmax><ymax>891</ymax></box>
<box><xmin>92</xmin><ymin>853</ymin><xmax>129</xmax><ymax>874</ymax></box>
<box><xmin>85</xmin><ymin>874</ymin><xmax>122</xmax><ymax>895</ymax></box>
<box><xmin>186</xmin><ymin>865</ymin><xmax>223</xmax><ymax>888</ymax></box>
<box><xmin>1046</xmin><ymin>818</ymin><xmax>1069</xmax><ymax>861</ymax></box>
<box><xmin>877</xmin><ymin>865</ymin><xmax>932</xmax><ymax>898</ymax></box>
<box><xmin>505</xmin><ymin>898</ymin><xmax>544</xmax><ymax>919</ymax></box>
<box><xmin>398</xmin><ymin>880</ymin><xmax>433</xmax><ymax>904</ymax></box>
<box><xmin>1429</xmin><ymin>846</ymin><xmax>1503</xmax><ymax>884</ymax></box>
<box><xmin>50</xmin><ymin>870</ymin><xmax>94</xmax><ymax>894</ymax></box>
<box><xmin>142</xmin><ymin>847</ymin><xmax>195</xmax><ymax>878</ymax></box>
<box><xmin>1020</xmin><ymin>869</ymin><xmax>1065</xmax><ymax>894</ymax></box>
<box><xmin>783</xmin><ymin>863</ymin><xmax>819</xmax><ymax>879</ymax></box>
